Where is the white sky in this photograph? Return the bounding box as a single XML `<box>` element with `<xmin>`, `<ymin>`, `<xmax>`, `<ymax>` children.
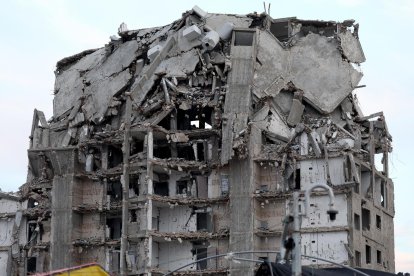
<box><xmin>0</xmin><ymin>0</ymin><xmax>413</xmax><ymax>273</ymax></box>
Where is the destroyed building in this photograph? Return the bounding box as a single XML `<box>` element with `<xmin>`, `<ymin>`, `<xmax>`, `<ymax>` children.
<box><xmin>8</xmin><ymin>6</ymin><xmax>394</xmax><ymax>276</ymax></box>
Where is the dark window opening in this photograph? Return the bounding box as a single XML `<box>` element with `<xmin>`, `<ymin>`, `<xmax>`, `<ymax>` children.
<box><xmin>108</xmin><ymin>145</ymin><xmax>123</xmax><ymax>169</ymax></box>
<box><xmin>177</xmin><ymin>180</ymin><xmax>189</xmax><ymax>196</ymax></box>
<box><xmin>362</xmin><ymin>207</ymin><xmax>370</xmax><ymax>231</ymax></box>
<box><xmin>298</xmin><ymin>22</ymin><xmax>336</xmax><ymax>38</ymax></box>
<box><xmin>130</xmin><ymin>140</ymin><xmax>144</xmax><ymax>156</ymax></box>
<box><xmin>377</xmin><ymin>250</ymin><xmax>382</xmax><ymax>264</ymax></box>
<box><xmin>28</xmin><ymin>199</ymin><xmax>38</xmax><ymax>208</ymax></box>
<box><xmin>192</xmin><ymin>241</ymin><xmax>209</xmax><ymax>270</ymax></box>
<box><xmin>177</xmin><ymin>145</ymin><xmax>196</xmax><ymax>160</ymax></box>
<box><xmin>85</xmin><ymin>147</ymin><xmax>101</xmax><ymax>172</ymax></box>
<box><xmin>129</xmin><ymin>174</ymin><xmax>139</xmax><ymax>197</ymax></box>
<box><xmin>154</xmin><ymin>181</ymin><xmax>169</xmax><ymax>196</ymax></box>
<box><xmin>270</xmin><ymin>21</ymin><xmax>289</xmax><ymax>42</ymax></box>
<box><xmin>196</xmin><ymin>210</ymin><xmax>212</xmax><ymax>232</ymax></box>
<box><xmin>354</xmin><ymin>182</ymin><xmax>360</xmax><ymax>194</ymax></box>
<box><xmin>366</xmin><ymin>245</ymin><xmax>371</xmax><ymax>264</ymax></box>
<box><xmin>110</xmin><ymin>249</ymin><xmax>120</xmax><ymax>273</ymax></box>
<box><xmin>354</xmin><ymin>213</ymin><xmax>361</xmax><ymax>230</ymax></box>
<box><xmin>234</xmin><ymin>31</ymin><xmax>254</xmax><ymax>46</ymax></box>
<box><xmin>27</xmin><ymin>257</ymin><xmax>37</xmax><ymax>273</ymax></box>
<box><xmin>294</xmin><ymin>168</ymin><xmax>301</xmax><ymax>190</ymax></box>
<box><xmin>176</xmin><ymin>107</ymin><xmax>213</xmax><ymax>131</ymax></box>
<box><xmin>158</xmin><ymin>115</ymin><xmax>171</xmax><ymax>130</ymax></box>
<box><xmin>376</xmin><ymin>215</ymin><xmax>381</xmax><ymax>229</ymax></box>
<box><xmin>28</xmin><ymin>222</ymin><xmax>38</xmax><ymax>245</ymax></box>
<box><xmin>106</xmin><ymin>217</ymin><xmax>122</xmax><ymax>239</ymax></box>
<box><xmin>154</xmin><ymin>144</ymin><xmax>172</xmax><ymax>159</ymax></box>
<box><xmin>130</xmin><ymin>210</ymin><xmax>137</xmax><ymax>222</ymax></box>
<box><xmin>107</xmin><ymin>181</ymin><xmax>122</xmax><ymax>202</ymax></box>
<box><xmin>195</xmin><ymin>248</ymin><xmax>207</xmax><ymax>269</ymax></box>
<box><xmin>355</xmin><ymin>251</ymin><xmax>361</xmax><ymax>267</ymax></box>
<box><xmin>194</xmin><ymin>142</ymin><xmax>205</xmax><ymax>162</ymax></box>
<box><xmin>380</xmin><ymin>181</ymin><xmax>387</xmax><ymax>208</ymax></box>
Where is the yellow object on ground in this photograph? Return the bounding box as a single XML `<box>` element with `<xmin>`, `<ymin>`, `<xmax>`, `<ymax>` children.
<box><xmin>33</xmin><ymin>263</ymin><xmax>110</xmax><ymax>276</ymax></box>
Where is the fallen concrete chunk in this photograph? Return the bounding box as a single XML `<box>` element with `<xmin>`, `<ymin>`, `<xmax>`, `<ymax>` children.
<box><xmin>68</xmin><ymin>112</ymin><xmax>85</xmax><ymax>127</ymax></box>
<box><xmin>183</xmin><ymin>25</ymin><xmax>202</xmax><ymax>41</ymax></box>
<box><xmin>338</xmin><ymin>30</ymin><xmax>366</xmax><ymax>63</ymax></box>
<box><xmin>217</xmin><ymin>22</ymin><xmax>234</xmax><ymax>41</ymax></box>
<box><xmin>287</xmin><ymin>99</ymin><xmax>304</xmax><ymax>126</ymax></box>
<box><xmin>155</xmin><ymin>49</ymin><xmax>199</xmax><ymax>78</ymax></box>
<box><xmin>118</xmin><ymin>22</ymin><xmax>128</xmax><ymax>34</ymax></box>
<box><xmin>169</xmin><ymin>133</ymin><xmax>189</xmax><ymax>143</ymax></box>
<box><xmin>192</xmin><ymin>5</ymin><xmax>207</xmax><ymax>18</ymax></box>
<box><xmin>267</xmin><ymin>110</ymin><xmax>292</xmax><ymax>142</ymax></box>
<box><xmin>147</xmin><ymin>44</ymin><xmax>163</xmax><ymax>62</ymax></box>
<box><xmin>309</xmin><ymin>130</ymin><xmax>322</xmax><ymax>157</ymax></box>
<box><xmin>337</xmin><ymin>138</ymin><xmax>355</xmax><ymax>149</ymax></box>
<box><xmin>202</xmin><ymin>30</ymin><xmax>220</xmax><ymax>50</ymax></box>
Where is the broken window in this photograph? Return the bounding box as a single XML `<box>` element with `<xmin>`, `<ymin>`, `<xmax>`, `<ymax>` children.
<box><xmin>107</xmin><ymin>180</ymin><xmax>122</xmax><ymax>202</ymax></box>
<box><xmin>294</xmin><ymin>168</ymin><xmax>301</xmax><ymax>190</ymax></box>
<box><xmin>130</xmin><ymin>210</ymin><xmax>137</xmax><ymax>222</ymax></box>
<box><xmin>153</xmin><ymin>143</ymin><xmax>172</xmax><ymax>159</ymax></box>
<box><xmin>286</xmin><ymin>166</ymin><xmax>300</xmax><ymax>190</ymax></box>
<box><xmin>362</xmin><ymin>208</ymin><xmax>370</xmax><ymax>231</ymax></box>
<box><xmin>234</xmin><ymin>31</ymin><xmax>254</xmax><ymax>46</ymax></box>
<box><xmin>106</xmin><ymin>217</ymin><xmax>122</xmax><ymax>239</ymax></box>
<box><xmin>270</xmin><ymin>20</ymin><xmax>290</xmax><ymax>42</ymax></box>
<box><xmin>194</xmin><ymin>142</ymin><xmax>206</xmax><ymax>161</ymax></box>
<box><xmin>28</xmin><ymin>221</ymin><xmax>38</xmax><ymax>245</ymax></box>
<box><xmin>366</xmin><ymin>244</ymin><xmax>371</xmax><ymax>264</ymax></box>
<box><xmin>361</xmin><ymin>169</ymin><xmax>371</xmax><ymax>197</ymax></box>
<box><xmin>355</xmin><ymin>251</ymin><xmax>361</xmax><ymax>267</ymax></box>
<box><xmin>196</xmin><ymin>247</ymin><xmax>208</xmax><ymax>269</ymax></box>
<box><xmin>27</xmin><ymin>257</ymin><xmax>37</xmax><ymax>273</ymax></box>
<box><xmin>380</xmin><ymin>180</ymin><xmax>387</xmax><ymax>208</ymax></box>
<box><xmin>177</xmin><ymin>141</ymin><xmax>207</xmax><ymax>161</ymax></box>
<box><xmin>376</xmin><ymin>215</ymin><xmax>381</xmax><ymax>230</ymax></box>
<box><xmin>28</xmin><ymin>198</ymin><xmax>38</xmax><ymax>208</ymax></box>
<box><xmin>192</xmin><ymin>241</ymin><xmax>208</xmax><ymax>270</ymax></box>
<box><xmin>129</xmin><ymin>174</ymin><xmax>139</xmax><ymax>197</ymax></box>
<box><xmin>130</xmin><ymin>139</ymin><xmax>144</xmax><ymax>156</ymax></box>
<box><xmin>377</xmin><ymin>250</ymin><xmax>382</xmax><ymax>264</ymax></box>
<box><xmin>177</xmin><ymin>144</ymin><xmax>196</xmax><ymax>160</ymax></box>
<box><xmin>110</xmin><ymin>248</ymin><xmax>120</xmax><ymax>273</ymax></box>
<box><xmin>176</xmin><ymin>107</ymin><xmax>213</xmax><ymax>131</ymax></box>
<box><xmin>195</xmin><ymin>208</ymin><xmax>212</xmax><ymax>232</ymax></box>
<box><xmin>153</xmin><ymin>181</ymin><xmax>169</xmax><ymax>196</ymax></box>
<box><xmin>108</xmin><ymin>145</ymin><xmax>123</xmax><ymax>169</ymax></box>
<box><xmin>176</xmin><ymin>180</ymin><xmax>189</xmax><ymax>196</ymax></box>
<box><xmin>354</xmin><ymin>213</ymin><xmax>360</xmax><ymax>230</ymax></box>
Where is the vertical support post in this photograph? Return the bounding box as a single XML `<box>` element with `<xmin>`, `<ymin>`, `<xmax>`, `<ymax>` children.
<box><xmin>170</xmin><ymin>109</ymin><xmax>178</xmax><ymax>158</ymax></box>
<box><xmin>147</xmin><ymin>130</ymin><xmax>154</xmax><ymax>194</ymax></box>
<box><xmin>292</xmin><ymin>191</ymin><xmax>302</xmax><ymax>276</ymax></box>
<box><xmin>120</xmin><ymin>92</ymin><xmax>132</xmax><ymax>275</ymax></box>
<box><xmin>369</xmin><ymin>121</ymin><xmax>375</xmax><ymax>199</ymax></box>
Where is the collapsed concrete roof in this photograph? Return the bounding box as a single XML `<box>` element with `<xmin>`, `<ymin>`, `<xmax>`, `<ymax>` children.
<box><xmin>51</xmin><ymin>7</ymin><xmax>365</xmax><ymax>138</ymax></box>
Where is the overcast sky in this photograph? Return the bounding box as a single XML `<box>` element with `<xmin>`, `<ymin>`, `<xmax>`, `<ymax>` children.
<box><xmin>0</xmin><ymin>0</ymin><xmax>412</xmax><ymax>273</ymax></box>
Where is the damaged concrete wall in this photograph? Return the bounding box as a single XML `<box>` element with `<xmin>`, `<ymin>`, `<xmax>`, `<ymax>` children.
<box><xmin>7</xmin><ymin>5</ymin><xmax>394</xmax><ymax>276</ymax></box>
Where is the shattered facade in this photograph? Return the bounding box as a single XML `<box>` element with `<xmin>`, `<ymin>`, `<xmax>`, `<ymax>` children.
<box><xmin>9</xmin><ymin>6</ymin><xmax>394</xmax><ymax>276</ymax></box>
